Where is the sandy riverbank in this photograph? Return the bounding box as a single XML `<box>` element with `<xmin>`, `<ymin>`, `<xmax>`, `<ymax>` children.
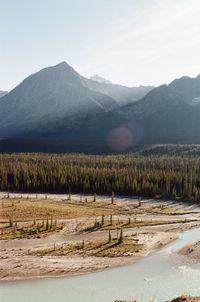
<box><xmin>0</xmin><ymin>230</ymin><xmax>177</xmax><ymax>281</ymax></box>
<box><xmin>1</xmin><ymin>194</ymin><xmax>200</xmax><ymax>281</ymax></box>
<box><xmin>178</xmin><ymin>239</ymin><xmax>200</xmax><ymax>264</ymax></box>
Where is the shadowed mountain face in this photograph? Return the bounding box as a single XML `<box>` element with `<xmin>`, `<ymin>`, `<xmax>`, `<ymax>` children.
<box><xmin>169</xmin><ymin>75</ymin><xmax>200</xmax><ymax>102</ymax></box>
<box><xmin>109</xmin><ymin>74</ymin><xmax>200</xmax><ymax>148</ymax></box>
<box><xmin>1</xmin><ymin>63</ymin><xmax>200</xmax><ymax>153</ymax></box>
<box><xmin>37</xmin><ymin>72</ymin><xmax>200</xmax><ymax>152</ymax></box>
<box><xmin>0</xmin><ymin>62</ymin><xmax>118</xmax><ymax>136</ymax></box>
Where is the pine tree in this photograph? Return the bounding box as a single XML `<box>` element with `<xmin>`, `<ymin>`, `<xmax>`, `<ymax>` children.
<box><xmin>110</xmin><ymin>214</ymin><xmax>113</xmax><ymax>225</ymax></box>
<box><xmin>50</xmin><ymin>215</ymin><xmax>53</xmax><ymax>229</ymax></box>
<box><xmin>101</xmin><ymin>214</ymin><xmax>105</xmax><ymax>226</ymax></box>
<box><xmin>46</xmin><ymin>218</ymin><xmax>49</xmax><ymax>231</ymax></box>
<box><xmin>68</xmin><ymin>187</ymin><xmax>71</xmax><ymax>201</ymax></box>
<box><xmin>82</xmin><ymin>240</ymin><xmax>85</xmax><ymax>249</ymax></box>
<box><xmin>9</xmin><ymin>219</ymin><xmax>13</xmax><ymax>227</ymax></box>
<box><xmin>118</xmin><ymin>229</ymin><xmax>123</xmax><ymax>244</ymax></box>
<box><xmin>108</xmin><ymin>230</ymin><xmax>112</xmax><ymax>243</ymax></box>
<box><xmin>111</xmin><ymin>191</ymin><xmax>115</xmax><ymax>204</ymax></box>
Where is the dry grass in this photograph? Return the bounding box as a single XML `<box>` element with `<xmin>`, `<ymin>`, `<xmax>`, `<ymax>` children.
<box><xmin>129</xmin><ymin>203</ymin><xmax>195</xmax><ymax>216</ymax></box>
<box><xmin>0</xmin><ymin>197</ymin><xmax>124</xmax><ymax>221</ymax></box>
<box><xmin>1</xmin><ymin>220</ymin><xmax>63</xmax><ymax>240</ymax></box>
<box><xmin>76</xmin><ymin>216</ymin><xmax>197</xmax><ymax>233</ymax></box>
<box><xmin>30</xmin><ymin>235</ymin><xmax>143</xmax><ymax>258</ymax></box>
<box><xmin>0</xmin><ymin>197</ymin><xmax>191</xmax><ymax>222</ymax></box>
<box><xmin>0</xmin><ymin>197</ymin><xmax>195</xmax><ymax>241</ymax></box>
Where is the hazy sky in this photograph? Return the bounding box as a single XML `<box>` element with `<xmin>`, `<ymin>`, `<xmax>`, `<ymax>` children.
<box><xmin>1</xmin><ymin>0</ymin><xmax>200</xmax><ymax>91</ymax></box>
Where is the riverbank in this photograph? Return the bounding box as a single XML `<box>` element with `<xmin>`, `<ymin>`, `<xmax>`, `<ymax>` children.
<box><xmin>1</xmin><ymin>193</ymin><xmax>200</xmax><ymax>281</ymax></box>
<box><xmin>114</xmin><ymin>296</ymin><xmax>200</xmax><ymax>302</ymax></box>
<box><xmin>178</xmin><ymin>239</ymin><xmax>200</xmax><ymax>264</ymax></box>
<box><xmin>0</xmin><ymin>231</ymin><xmax>178</xmax><ymax>281</ymax></box>
<box><xmin>170</xmin><ymin>296</ymin><xmax>200</xmax><ymax>302</ymax></box>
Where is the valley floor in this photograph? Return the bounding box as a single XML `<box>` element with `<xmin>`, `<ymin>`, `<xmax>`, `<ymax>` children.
<box><xmin>0</xmin><ymin>193</ymin><xmax>200</xmax><ymax>281</ymax></box>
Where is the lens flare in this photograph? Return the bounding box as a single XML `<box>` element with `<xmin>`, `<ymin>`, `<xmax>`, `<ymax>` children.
<box><xmin>107</xmin><ymin>122</ymin><xmax>143</xmax><ymax>152</ymax></box>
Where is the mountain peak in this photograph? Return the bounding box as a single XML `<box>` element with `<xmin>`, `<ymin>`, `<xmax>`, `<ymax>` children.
<box><xmin>0</xmin><ymin>61</ymin><xmax>118</xmax><ymax>138</ymax></box>
<box><xmin>56</xmin><ymin>61</ymin><xmax>69</xmax><ymax>67</ymax></box>
<box><xmin>169</xmin><ymin>74</ymin><xmax>200</xmax><ymax>87</ymax></box>
<box><xmin>54</xmin><ymin>61</ymin><xmax>75</xmax><ymax>71</ymax></box>
<box><xmin>44</xmin><ymin>61</ymin><xmax>82</xmax><ymax>83</ymax></box>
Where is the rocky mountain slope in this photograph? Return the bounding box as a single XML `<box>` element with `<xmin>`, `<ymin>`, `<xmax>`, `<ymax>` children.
<box><xmin>0</xmin><ymin>62</ymin><xmax>117</xmax><ymax>136</ymax></box>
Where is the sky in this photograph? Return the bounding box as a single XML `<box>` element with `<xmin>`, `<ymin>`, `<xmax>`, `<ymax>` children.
<box><xmin>1</xmin><ymin>0</ymin><xmax>200</xmax><ymax>91</ymax></box>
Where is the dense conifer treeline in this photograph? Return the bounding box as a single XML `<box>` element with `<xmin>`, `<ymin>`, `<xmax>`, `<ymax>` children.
<box><xmin>0</xmin><ymin>152</ymin><xmax>200</xmax><ymax>201</ymax></box>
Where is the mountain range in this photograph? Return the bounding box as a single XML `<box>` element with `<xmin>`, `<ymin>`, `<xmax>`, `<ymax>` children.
<box><xmin>0</xmin><ymin>62</ymin><xmax>200</xmax><ymax>153</ymax></box>
<box><xmin>85</xmin><ymin>75</ymin><xmax>153</xmax><ymax>106</ymax></box>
